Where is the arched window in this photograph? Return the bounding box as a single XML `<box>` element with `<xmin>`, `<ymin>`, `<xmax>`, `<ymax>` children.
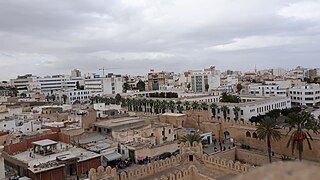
<box><xmin>252</xmin><ymin>132</ymin><xmax>258</xmax><ymax>139</ymax></box>
<box><xmin>246</xmin><ymin>131</ymin><xmax>251</xmax><ymax>138</ymax></box>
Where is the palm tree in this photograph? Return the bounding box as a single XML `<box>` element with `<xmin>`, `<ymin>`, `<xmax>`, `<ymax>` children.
<box><xmin>210</xmin><ymin>103</ymin><xmax>218</xmax><ymax>118</ymax></box>
<box><xmin>149</xmin><ymin>99</ymin><xmax>154</xmax><ymax>113</ymax></box>
<box><xmin>200</xmin><ymin>102</ymin><xmax>208</xmax><ymax>110</ymax></box>
<box><xmin>62</xmin><ymin>94</ymin><xmax>68</xmax><ymax>104</ymax></box>
<box><xmin>180</xmin><ymin>133</ymin><xmax>203</xmax><ymax>144</ymax></box>
<box><xmin>160</xmin><ymin>100</ymin><xmax>167</xmax><ymax>113</ymax></box>
<box><xmin>220</xmin><ymin>105</ymin><xmax>229</xmax><ymax>119</ymax></box>
<box><xmin>184</xmin><ymin>101</ymin><xmax>190</xmax><ymax>110</ymax></box>
<box><xmin>192</xmin><ymin>101</ymin><xmax>199</xmax><ymax>110</ymax></box>
<box><xmin>154</xmin><ymin>100</ymin><xmax>160</xmax><ymax>114</ymax></box>
<box><xmin>233</xmin><ymin>106</ymin><xmax>241</xmax><ymax>121</ymax></box>
<box><xmin>177</xmin><ymin>105</ymin><xmax>184</xmax><ymax>113</ymax></box>
<box><xmin>286</xmin><ymin>111</ymin><xmax>320</xmax><ymax>161</ymax></box>
<box><xmin>168</xmin><ymin>100</ymin><xmax>176</xmax><ymax>113</ymax></box>
<box><xmin>256</xmin><ymin>117</ymin><xmax>281</xmax><ymax>163</ymax></box>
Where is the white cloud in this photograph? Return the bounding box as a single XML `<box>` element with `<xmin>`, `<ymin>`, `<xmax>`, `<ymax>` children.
<box><xmin>206</xmin><ymin>36</ymin><xmax>295</xmax><ymax>51</ymax></box>
<box><xmin>279</xmin><ymin>1</ymin><xmax>320</xmax><ymax>21</ymax></box>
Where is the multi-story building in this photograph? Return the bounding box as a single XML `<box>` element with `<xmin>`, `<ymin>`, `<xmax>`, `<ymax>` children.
<box><xmin>84</xmin><ymin>75</ymin><xmax>123</xmax><ymax>95</ymax></box>
<box><xmin>147</xmin><ymin>70</ymin><xmax>173</xmax><ymax>91</ymax></box>
<box><xmin>211</xmin><ymin>96</ymin><xmax>292</xmax><ymax>120</ymax></box>
<box><xmin>220</xmin><ymin>75</ymin><xmax>239</xmax><ymax>93</ymax></box>
<box><xmin>71</xmin><ymin>69</ymin><xmax>82</xmax><ymax>77</ymax></box>
<box><xmin>248</xmin><ymin>84</ymin><xmax>288</xmax><ymax>97</ymax></box>
<box><xmin>10</xmin><ymin>74</ymin><xmax>37</xmax><ymax>91</ymax></box>
<box><xmin>190</xmin><ymin>66</ymin><xmax>221</xmax><ymax>92</ymax></box>
<box><xmin>37</xmin><ymin>75</ymin><xmax>77</xmax><ymax>94</ymax></box>
<box><xmin>289</xmin><ymin>84</ymin><xmax>320</xmax><ymax>106</ymax></box>
<box><xmin>65</xmin><ymin>89</ymin><xmax>93</xmax><ymax>104</ymax></box>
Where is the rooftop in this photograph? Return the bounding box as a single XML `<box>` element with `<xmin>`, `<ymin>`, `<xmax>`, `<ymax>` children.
<box><xmin>32</xmin><ymin>139</ymin><xmax>57</xmax><ymax>147</ymax></box>
<box><xmin>12</xmin><ymin>142</ymin><xmax>100</xmax><ymax>174</ymax></box>
<box><xmin>94</xmin><ymin>117</ymin><xmax>150</xmax><ymax>129</ymax></box>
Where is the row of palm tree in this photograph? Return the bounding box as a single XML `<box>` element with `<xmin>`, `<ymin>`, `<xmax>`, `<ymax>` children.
<box><xmin>90</xmin><ymin>95</ymin><xmax>243</xmax><ymax>119</ymax></box>
<box><xmin>255</xmin><ymin>111</ymin><xmax>320</xmax><ymax>163</ymax></box>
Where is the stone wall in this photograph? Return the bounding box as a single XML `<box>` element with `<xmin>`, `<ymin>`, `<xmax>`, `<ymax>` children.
<box><xmin>88</xmin><ymin>142</ymin><xmax>250</xmax><ymax>180</ymax></box>
<box><xmin>89</xmin><ymin>154</ymin><xmax>183</xmax><ymax>180</ymax></box>
<box><xmin>236</xmin><ymin>149</ymin><xmax>280</xmax><ymax>166</ymax></box>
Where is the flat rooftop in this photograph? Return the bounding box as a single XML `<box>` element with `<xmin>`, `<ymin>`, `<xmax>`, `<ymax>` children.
<box><xmin>32</xmin><ymin>139</ymin><xmax>58</xmax><ymax>147</ymax></box>
<box><xmin>94</xmin><ymin>117</ymin><xmax>150</xmax><ymax>129</ymax></box>
<box><xmin>161</xmin><ymin>113</ymin><xmax>186</xmax><ymax>117</ymax></box>
<box><xmin>12</xmin><ymin>142</ymin><xmax>101</xmax><ymax>174</ymax></box>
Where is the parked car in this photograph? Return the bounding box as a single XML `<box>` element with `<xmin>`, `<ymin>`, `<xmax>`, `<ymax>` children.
<box><xmin>171</xmin><ymin>149</ymin><xmax>180</xmax><ymax>156</ymax></box>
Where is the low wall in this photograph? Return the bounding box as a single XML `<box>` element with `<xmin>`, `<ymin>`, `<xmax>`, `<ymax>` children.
<box><xmin>236</xmin><ymin>149</ymin><xmax>280</xmax><ymax>166</ymax></box>
<box><xmin>211</xmin><ymin>148</ymin><xmax>236</xmax><ymax>161</ymax></box>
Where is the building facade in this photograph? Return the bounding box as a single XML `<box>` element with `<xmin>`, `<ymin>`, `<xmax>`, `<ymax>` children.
<box><xmin>190</xmin><ymin>66</ymin><xmax>220</xmax><ymax>92</ymax></box>
<box><xmin>289</xmin><ymin>84</ymin><xmax>320</xmax><ymax>106</ymax></box>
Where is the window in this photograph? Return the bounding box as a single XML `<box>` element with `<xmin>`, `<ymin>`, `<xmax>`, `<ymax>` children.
<box><xmin>169</xmin><ymin>129</ymin><xmax>171</xmax><ymax>134</ymax></box>
<box><xmin>246</xmin><ymin>131</ymin><xmax>251</xmax><ymax>137</ymax></box>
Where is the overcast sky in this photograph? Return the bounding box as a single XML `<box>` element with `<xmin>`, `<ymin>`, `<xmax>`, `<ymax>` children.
<box><xmin>1</xmin><ymin>0</ymin><xmax>320</xmax><ymax>80</ymax></box>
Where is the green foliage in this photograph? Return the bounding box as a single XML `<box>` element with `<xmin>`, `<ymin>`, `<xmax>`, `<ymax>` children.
<box><xmin>149</xmin><ymin>92</ymin><xmax>178</xmax><ymax>98</ymax></box>
<box><xmin>220</xmin><ymin>105</ymin><xmax>229</xmax><ymax>119</ymax></box>
<box><xmin>286</xmin><ymin>111</ymin><xmax>320</xmax><ymax>161</ymax></box>
<box><xmin>180</xmin><ymin>133</ymin><xmax>203</xmax><ymax>144</ymax></box>
<box><xmin>236</xmin><ymin>83</ymin><xmax>243</xmax><ymax>93</ymax></box>
<box><xmin>220</xmin><ymin>92</ymin><xmax>241</xmax><ymax>103</ymax></box>
<box><xmin>205</xmin><ymin>84</ymin><xmax>209</xmax><ymax>92</ymax></box>
<box><xmin>256</xmin><ymin>117</ymin><xmax>281</xmax><ymax>163</ymax></box>
<box><xmin>136</xmin><ymin>80</ymin><xmax>145</xmax><ymax>91</ymax></box>
<box><xmin>210</xmin><ymin>103</ymin><xmax>218</xmax><ymax>118</ymax></box>
<box><xmin>233</xmin><ymin>106</ymin><xmax>241</xmax><ymax>120</ymax></box>
<box><xmin>187</xmin><ymin>83</ymin><xmax>191</xmax><ymax>90</ymax></box>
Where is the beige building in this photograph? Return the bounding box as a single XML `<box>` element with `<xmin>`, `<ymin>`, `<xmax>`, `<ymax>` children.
<box><xmin>147</xmin><ymin>71</ymin><xmax>173</xmax><ymax>91</ymax></box>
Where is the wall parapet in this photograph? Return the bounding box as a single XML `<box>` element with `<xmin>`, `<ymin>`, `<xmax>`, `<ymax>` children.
<box><xmin>89</xmin><ymin>155</ymin><xmax>182</xmax><ymax>180</ymax></box>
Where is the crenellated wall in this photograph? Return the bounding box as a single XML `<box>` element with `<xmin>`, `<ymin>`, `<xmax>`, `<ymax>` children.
<box><xmin>88</xmin><ymin>142</ymin><xmax>251</xmax><ymax>180</ymax></box>
<box><xmin>89</xmin><ymin>154</ymin><xmax>183</xmax><ymax>180</ymax></box>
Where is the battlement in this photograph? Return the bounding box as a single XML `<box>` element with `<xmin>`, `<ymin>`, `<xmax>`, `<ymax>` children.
<box><xmin>89</xmin><ymin>155</ymin><xmax>183</xmax><ymax>180</ymax></box>
<box><xmin>154</xmin><ymin>165</ymin><xmax>199</xmax><ymax>180</ymax></box>
<box><xmin>202</xmin><ymin>154</ymin><xmax>250</xmax><ymax>173</ymax></box>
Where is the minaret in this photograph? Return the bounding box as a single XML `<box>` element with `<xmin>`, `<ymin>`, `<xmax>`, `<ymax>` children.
<box><xmin>254</xmin><ymin>65</ymin><xmax>257</xmax><ymax>73</ymax></box>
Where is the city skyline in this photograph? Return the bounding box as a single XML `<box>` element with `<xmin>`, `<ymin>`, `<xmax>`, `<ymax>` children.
<box><xmin>1</xmin><ymin>0</ymin><xmax>320</xmax><ymax>80</ymax></box>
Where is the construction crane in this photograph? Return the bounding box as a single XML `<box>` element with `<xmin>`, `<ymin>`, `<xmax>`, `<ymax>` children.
<box><xmin>99</xmin><ymin>67</ymin><xmax>119</xmax><ymax>77</ymax></box>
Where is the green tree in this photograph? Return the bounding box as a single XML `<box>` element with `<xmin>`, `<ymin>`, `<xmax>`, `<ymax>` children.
<box><xmin>136</xmin><ymin>80</ymin><xmax>145</xmax><ymax>91</ymax></box>
<box><xmin>177</xmin><ymin>105</ymin><xmax>184</xmax><ymax>113</ymax></box>
<box><xmin>256</xmin><ymin>117</ymin><xmax>281</xmax><ymax>163</ymax></box>
<box><xmin>201</xmin><ymin>102</ymin><xmax>208</xmax><ymax>110</ymax></box>
<box><xmin>180</xmin><ymin>133</ymin><xmax>203</xmax><ymax>144</ymax></box>
<box><xmin>191</xmin><ymin>101</ymin><xmax>199</xmax><ymax>110</ymax></box>
<box><xmin>233</xmin><ymin>106</ymin><xmax>241</xmax><ymax>120</ymax></box>
<box><xmin>184</xmin><ymin>101</ymin><xmax>190</xmax><ymax>110</ymax></box>
<box><xmin>210</xmin><ymin>103</ymin><xmax>218</xmax><ymax>118</ymax></box>
<box><xmin>115</xmin><ymin>94</ymin><xmax>122</xmax><ymax>105</ymax></box>
<box><xmin>187</xmin><ymin>83</ymin><xmax>191</xmax><ymax>91</ymax></box>
<box><xmin>149</xmin><ymin>99</ymin><xmax>154</xmax><ymax>113</ymax></box>
<box><xmin>220</xmin><ymin>92</ymin><xmax>241</xmax><ymax>103</ymax></box>
<box><xmin>220</xmin><ymin>105</ymin><xmax>229</xmax><ymax>119</ymax></box>
<box><xmin>266</xmin><ymin>109</ymin><xmax>281</xmax><ymax>120</ymax></box>
<box><xmin>62</xmin><ymin>94</ymin><xmax>67</xmax><ymax>104</ymax></box>
<box><xmin>168</xmin><ymin>100</ymin><xmax>175</xmax><ymax>113</ymax></box>
<box><xmin>286</xmin><ymin>111</ymin><xmax>320</xmax><ymax>161</ymax></box>
<box><xmin>236</xmin><ymin>83</ymin><xmax>243</xmax><ymax>94</ymax></box>
<box><xmin>205</xmin><ymin>84</ymin><xmax>209</xmax><ymax>92</ymax></box>
<box><xmin>160</xmin><ymin>100</ymin><xmax>168</xmax><ymax>113</ymax></box>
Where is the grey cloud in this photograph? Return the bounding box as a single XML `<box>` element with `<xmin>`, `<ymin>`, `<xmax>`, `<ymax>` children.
<box><xmin>0</xmin><ymin>0</ymin><xmax>320</xmax><ymax>80</ymax></box>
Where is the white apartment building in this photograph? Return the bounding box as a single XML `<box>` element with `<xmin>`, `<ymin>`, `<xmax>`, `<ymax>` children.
<box><xmin>248</xmin><ymin>84</ymin><xmax>288</xmax><ymax>97</ymax></box>
<box><xmin>84</xmin><ymin>76</ymin><xmax>123</xmax><ymax>95</ymax></box>
<box><xmin>0</xmin><ymin>115</ymin><xmax>42</xmax><ymax>133</ymax></box>
<box><xmin>65</xmin><ymin>89</ymin><xmax>93</xmax><ymax>104</ymax></box>
<box><xmin>190</xmin><ymin>66</ymin><xmax>221</xmax><ymax>92</ymax></box>
<box><xmin>289</xmin><ymin>84</ymin><xmax>320</xmax><ymax>106</ymax></box>
<box><xmin>210</xmin><ymin>96</ymin><xmax>291</xmax><ymax>120</ymax></box>
<box><xmin>220</xmin><ymin>76</ymin><xmax>239</xmax><ymax>93</ymax></box>
<box><xmin>10</xmin><ymin>74</ymin><xmax>37</xmax><ymax>91</ymax></box>
<box><xmin>37</xmin><ymin>75</ymin><xmax>78</xmax><ymax>94</ymax></box>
